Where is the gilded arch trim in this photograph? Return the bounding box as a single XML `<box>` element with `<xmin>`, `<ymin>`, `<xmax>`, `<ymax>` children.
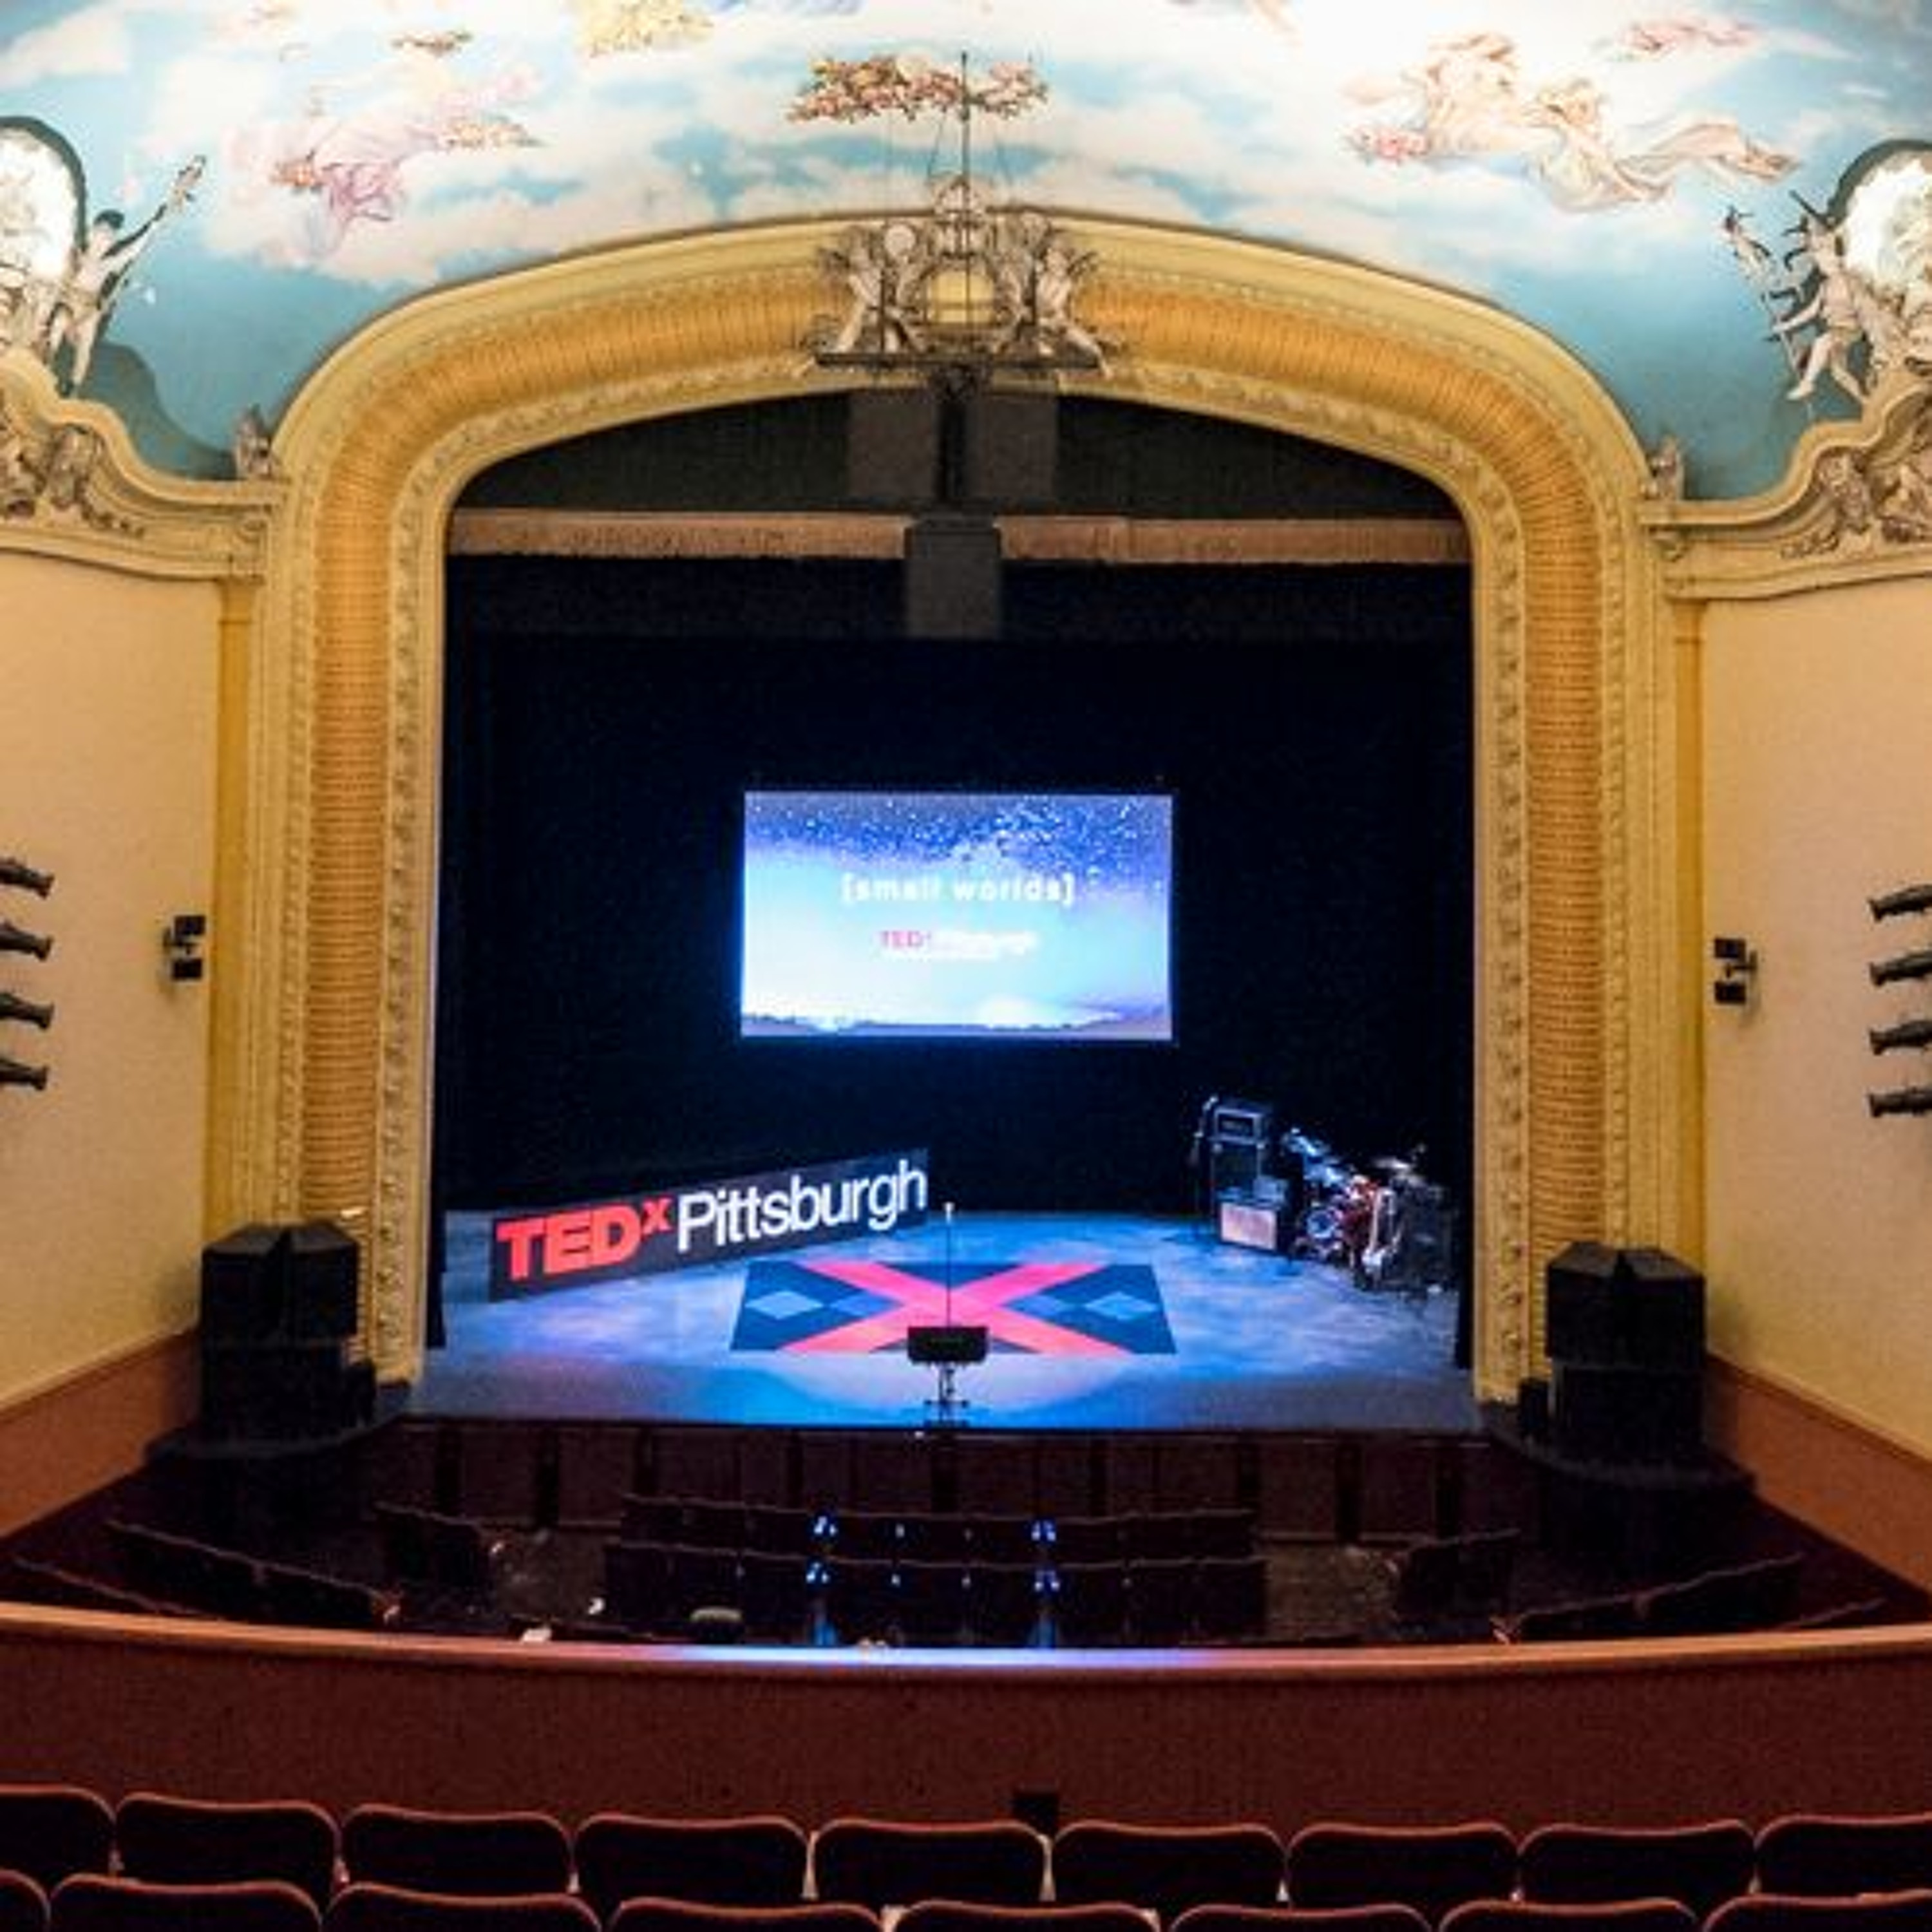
<box><xmin>222</xmin><ymin>220</ymin><xmax>1687</xmax><ymax>1399</ymax></box>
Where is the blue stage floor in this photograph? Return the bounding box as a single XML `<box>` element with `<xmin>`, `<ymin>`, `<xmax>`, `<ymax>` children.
<box><xmin>421</xmin><ymin>1211</ymin><xmax>1476</xmax><ymax>1433</ymax></box>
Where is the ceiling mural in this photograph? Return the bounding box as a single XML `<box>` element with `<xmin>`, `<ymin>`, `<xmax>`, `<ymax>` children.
<box><xmin>0</xmin><ymin>0</ymin><xmax>1929</xmax><ymax>491</ymax></box>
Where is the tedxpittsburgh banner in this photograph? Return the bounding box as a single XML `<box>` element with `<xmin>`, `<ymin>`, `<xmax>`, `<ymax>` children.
<box><xmin>489</xmin><ymin>1149</ymin><xmax>931</xmax><ymax>1298</ymax></box>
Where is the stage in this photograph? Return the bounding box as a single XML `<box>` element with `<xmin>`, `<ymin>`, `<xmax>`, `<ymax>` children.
<box><xmin>419</xmin><ymin>1211</ymin><xmax>1475</xmax><ymax>1433</ymax></box>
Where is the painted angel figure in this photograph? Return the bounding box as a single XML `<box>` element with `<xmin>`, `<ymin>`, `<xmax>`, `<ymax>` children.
<box><xmin>1774</xmin><ymin>209</ymin><xmax>1897</xmax><ymax>403</ymax></box>
<box><xmin>231</xmin><ymin>34</ymin><xmax>538</xmax><ymax>264</ymax></box>
<box><xmin>42</xmin><ymin>156</ymin><xmax>204</xmax><ymax>392</ymax></box>
<box><xmin>570</xmin><ymin>0</ymin><xmax>712</xmax><ymax>58</ymax></box>
<box><xmin>1349</xmin><ymin>30</ymin><xmax>1794</xmax><ymax>214</ymax></box>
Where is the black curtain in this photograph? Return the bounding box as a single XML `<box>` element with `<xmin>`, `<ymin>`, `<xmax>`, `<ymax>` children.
<box><xmin>434</xmin><ymin>556</ymin><xmax>1472</xmax><ymax>1250</ymax></box>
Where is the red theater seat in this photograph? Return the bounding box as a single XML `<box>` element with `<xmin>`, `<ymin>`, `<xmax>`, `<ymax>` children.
<box><xmin>115</xmin><ymin>1794</ymin><xmax>339</xmax><ymax>1909</ymax></box>
<box><xmin>1287</xmin><ymin>1822</ymin><xmax>1515</xmax><ymax>1926</ymax></box>
<box><xmin>1517</xmin><ymin>1821</ymin><xmax>1753</xmax><ymax>1918</ymax></box>
<box><xmin>1052</xmin><ymin>1822</ymin><xmax>1285</xmax><ymax>1924</ymax></box>
<box><xmin>1707</xmin><ymin>1897</ymin><xmax>1932</xmax><ymax>1931</ymax></box>
<box><xmin>0</xmin><ymin>1872</ymin><xmax>48</xmax><ymax>1932</ymax></box>
<box><xmin>573</xmin><ymin>1815</ymin><xmax>808</xmax><ymax>1922</ymax></box>
<box><xmin>812</xmin><ymin>1820</ymin><xmax>1047</xmax><ymax>1910</ymax></box>
<box><xmin>608</xmin><ymin>1904</ymin><xmax>879</xmax><ymax>1932</ymax></box>
<box><xmin>341</xmin><ymin>1807</ymin><xmax>571</xmax><ymax>1900</ymax></box>
<box><xmin>1756</xmin><ymin>1812</ymin><xmax>1932</xmax><ymax>1898</ymax></box>
<box><xmin>326</xmin><ymin>1886</ymin><xmax>597</xmax><ymax>1932</ymax></box>
<box><xmin>1440</xmin><ymin>1905</ymin><xmax>1698</xmax><ymax>1932</ymax></box>
<box><xmin>1175</xmin><ymin>1909</ymin><xmax>1430</xmax><ymax>1932</ymax></box>
<box><xmin>50</xmin><ymin>1877</ymin><xmax>319</xmax><ymax>1932</ymax></box>
<box><xmin>0</xmin><ymin>1788</ymin><xmax>114</xmax><ymax>1895</ymax></box>
<box><xmin>900</xmin><ymin>1903</ymin><xmax>1157</xmax><ymax>1932</ymax></box>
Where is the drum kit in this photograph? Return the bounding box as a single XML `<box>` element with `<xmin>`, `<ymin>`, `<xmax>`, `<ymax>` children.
<box><xmin>1275</xmin><ymin>1128</ymin><xmax>1455</xmax><ymax>1294</ymax></box>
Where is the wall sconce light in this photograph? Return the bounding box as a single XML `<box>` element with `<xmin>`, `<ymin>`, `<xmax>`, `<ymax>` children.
<box><xmin>1711</xmin><ymin>936</ymin><xmax>1757</xmax><ymax>1007</ymax></box>
<box><xmin>163</xmin><ymin>913</ymin><xmax>207</xmax><ymax>983</ymax></box>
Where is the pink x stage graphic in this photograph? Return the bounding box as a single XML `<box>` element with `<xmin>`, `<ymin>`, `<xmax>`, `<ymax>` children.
<box><xmin>731</xmin><ymin>1258</ymin><xmax>1177</xmax><ymax>1357</ymax></box>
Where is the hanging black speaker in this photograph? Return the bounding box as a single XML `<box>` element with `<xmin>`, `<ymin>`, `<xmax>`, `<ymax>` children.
<box><xmin>847</xmin><ymin>386</ymin><xmax>943</xmax><ymax>506</ymax></box>
<box><xmin>960</xmin><ymin>389</ymin><xmax>1058</xmax><ymax>508</ymax></box>
<box><xmin>904</xmin><ymin>513</ymin><xmax>1002</xmax><ymax>639</ymax></box>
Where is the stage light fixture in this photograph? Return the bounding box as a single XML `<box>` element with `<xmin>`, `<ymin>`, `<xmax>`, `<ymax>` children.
<box><xmin>1870</xmin><ymin>882</ymin><xmax>1932</xmax><ymax>920</ymax></box>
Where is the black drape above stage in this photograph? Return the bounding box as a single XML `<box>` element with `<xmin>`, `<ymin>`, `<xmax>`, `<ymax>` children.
<box><xmin>435</xmin><ymin>554</ymin><xmax>1472</xmax><ymax>1237</ymax></box>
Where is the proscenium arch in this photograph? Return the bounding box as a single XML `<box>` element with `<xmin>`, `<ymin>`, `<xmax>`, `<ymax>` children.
<box><xmin>220</xmin><ymin>218</ymin><xmax>1691</xmax><ymax>1402</ymax></box>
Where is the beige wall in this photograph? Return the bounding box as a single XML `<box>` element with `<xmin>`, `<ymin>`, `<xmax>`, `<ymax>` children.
<box><xmin>0</xmin><ymin>550</ymin><xmax>220</xmax><ymax>1461</ymax></box>
<box><xmin>1703</xmin><ymin>578</ymin><xmax>1932</xmax><ymax>1470</ymax></box>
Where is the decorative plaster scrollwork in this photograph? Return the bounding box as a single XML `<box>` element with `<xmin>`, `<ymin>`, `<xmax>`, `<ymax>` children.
<box><xmin>1645</xmin><ymin>380</ymin><xmax>1932</xmax><ymax>596</ymax></box>
<box><xmin>0</xmin><ymin>351</ymin><xmax>280</xmax><ymax>580</ymax></box>
<box><xmin>0</xmin><ymin>395</ymin><xmax>139</xmax><ymax>535</ymax></box>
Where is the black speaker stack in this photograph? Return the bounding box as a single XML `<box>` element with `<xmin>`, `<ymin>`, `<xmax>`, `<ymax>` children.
<box><xmin>1542</xmin><ymin>1240</ymin><xmax>1706</xmax><ymax>1466</ymax></box>
<box><xmin>198</xmin><ymin>1222</ymin><xmax>375</xmax><ymax>1444</ymax></box>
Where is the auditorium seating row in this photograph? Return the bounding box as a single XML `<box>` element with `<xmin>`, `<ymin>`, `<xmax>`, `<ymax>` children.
<box><xmin>19</xmin><ymin>1883</ymin><xmax>1932</xmax><ymax>1932</ymax></box>
<box><xmin>11</xmin><ymin>1790</ymin><xmax>1932</xmax><ymax>1929</ymax></box>
<box><xmin>1492</xmin><ymin>1555</ymin><xmax>1806</xmax><ymax>1644</ymax></box>
<box><xmin>616</xmin><ymin>1497</ymin><xmax>1259</xmax><ymax>1566</ymax></box>
<box><xmin>1385</xmin><ymin>1528</ymin><xmax>1520</xmax><ymax>1625</ymax></box>
<box><xmin>598</xmin><ymin>1540</ymin><xmax>1271</xmax><ymax>1643</ymax></box>
<box><xmin>350</xmin><ymin>1419</ymin><xmax>1526</xmax><ymax>1547</ymax></box>
<box><xmin>37</xmin><ymin>1524</ymin><xmax>404</xmax><ymax>1634</ymax></box>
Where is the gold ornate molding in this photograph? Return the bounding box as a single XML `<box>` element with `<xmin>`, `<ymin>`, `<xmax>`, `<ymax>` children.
<box><xmin>0</xmin><ymin>350</ymin><xmax>278</xmax><ymax>581</ymax></box>
<box><xmin>448</xmin><ymin>506</ymin><xmax>1470</xmax><ymax>565</ymax></box>
<box><xmin>231</xmin><ymin>218</ymin><xmax>1684</xmax><ymax>1396</ymax></box>
<box><xmin>1644</xmin><ymin>375</ymin><xmax>1932</xmax><ymax>599</ymax></box>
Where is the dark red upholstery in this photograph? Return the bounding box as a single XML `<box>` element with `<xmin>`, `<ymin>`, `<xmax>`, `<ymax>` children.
<box><xmin>1287</xmin><ymin>1823</ymin><xmax>1515</xmax><ymax>1924</ymax></box>
<box><xmin>0</xmin><ymin>1787</ymin><xmax>113</xmax><ymax>1893</ymax></box>
<box><xmin>50</xmin><ymin>1876</ymin><xmax>319</xmax><ymax>1932</ymax></box>
<box><xmin>813</xmin><ymin>1820</ymin><xmax>1047</xmax><ymax>1909</ymax></box>
<box><xmin>1707</xmin><ymin>1895</ymin><xmax>1932</xmax><ymax>1932</ymax></box>
<box><xmin>1517</xmin><ymin>1821</ymin><xmax>1753</xmax><ymax>1917</ymax></box>
<box><xmin>573</xmin><ymin>1815</ymin><xmax>808</xmax><ymax>1921</ymax></box>
<box><xmin>115</xmin><ymin>1793</ymin><xmax>339</xmax><ymax>1908</ymax></box>
<box><xmin>341</xmin><ymin>1807</ymin><xmax>571</xmax><ymax>1899</ymax></box>
<box><xmin>900</xmin><ymin>1902</ymin><xmax>1160</xmax><ymax>1932</ymax></box>
<box><xmin>1756</xmin><ymin>1814</ymin><xmax>1932</xmax><ymax>1899</ymax></box>
<box><xmin>1052</xmin><ymin>1821</ymin><xmax>1285</xmax><ymax>1923</ymax></box>
<box><xmin>1175</xmin><ymin>1910</ymin><xmax>1432</xmax><ymax>1932</ymax></box>
<box><xmin>608</xmin><ymin>1902</ymin><xmax>880</xmax><ymax>1932</ymax></box>
<box><xmin>1440</xmin><ymin>1903</ymin><xmax>1698</xmax><ymax>1932</ymax></box>
<box><xmin>0</xmin><ymin>1871</ymin><xmax>48</xmax><ymax>1932</ymax></box>
<box><xmin>325</xmin><ymin>1885</ymin><xmax>596</xmax><ymax>1932</ymax></box>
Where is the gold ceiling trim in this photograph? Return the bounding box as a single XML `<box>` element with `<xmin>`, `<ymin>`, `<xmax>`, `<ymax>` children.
<box><xmin>447</xmin><ymin>507</ymin><xmax>1470</xmax><ymax>566</ymax></box>
<box><xmin>226</xmin><ymin>219</ymin><xmax>1683</xmax><ymax>1397</ymax></box>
